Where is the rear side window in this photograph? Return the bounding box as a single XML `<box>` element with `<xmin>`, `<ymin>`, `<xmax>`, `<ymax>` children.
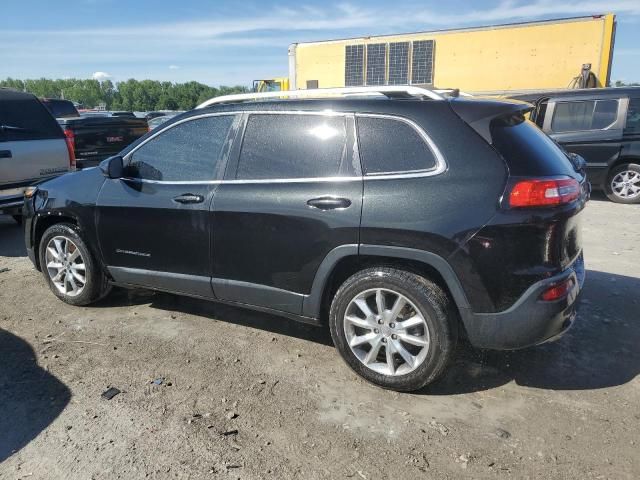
<box><xmin>492</xmin><ymin>119</ymin><xmax>576</xmax><ymax>177</ymax></box>
<box><xmin>551</xmin><ymin>99</ymin><xmax>618</xmax><ymax>132</ymax></box>
<box><xmin>237</xmin><ymin>114</ymin><xmax>349</xmax><ymax>180</ymax></box>
<box><xmin>624</xmin><ymin>97</ymin><xmax>640</xmax><ymax>135</ymax></box>
<box><xmin>357</xmin><ymin>116</ymin><xmax>437</xmax><ymax>175</ymax></box>
<box><xmin>0</xmin><ymin>96</ymin><xmax>63</xmax><ymax>142</ymax></box>
<box><xmin>127</xmin><ymin>115</ymin><xmax>237</xmax><ymax>181</ymax></box>
<box><xmin>42</xmin><ymin>99</ymin><xmax>79</xmax><ymax>119</ymax></box>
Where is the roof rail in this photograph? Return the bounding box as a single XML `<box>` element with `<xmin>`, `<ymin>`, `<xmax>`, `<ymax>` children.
<box><xmin>196</xmin><ymin>86</ymin><xmax>446</xmax><ymax>109</ymax></box>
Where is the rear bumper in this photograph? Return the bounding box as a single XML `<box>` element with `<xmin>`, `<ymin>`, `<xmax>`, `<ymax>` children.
<box><xmin>461</xmin><ymin>253</ymin><xmax>585</xmax><ymax>350</ymax></box>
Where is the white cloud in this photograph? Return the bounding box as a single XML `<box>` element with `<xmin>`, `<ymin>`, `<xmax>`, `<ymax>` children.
<box><xmin>91</xmin><ymin>71</ymin><xmax>112</xmax><ymax>81</ymax></box>
<box><xmin>2</xmin><ymin>1</ymin><xmax>639</xmax><ymax>84</ymax></box>
<box><xmin>4</xmin><ymin>1</ymin><xmax>639</xmax><ymax>39</ymax></box>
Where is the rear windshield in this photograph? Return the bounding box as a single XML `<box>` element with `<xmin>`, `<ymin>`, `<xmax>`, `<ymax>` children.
<box><xmin>0</xmin><ymin>96</ymin><xmax>64</xmax><ymax>142</ymax></box>
<box><xmin>491</xmin><ymin>119</ymin><xmax>576</xmax><ymax>177</ymax></box>
<box><xmin>42</xmin><ymin>99</ymin><xmax>79</xmax><ymax>119</ymax></box>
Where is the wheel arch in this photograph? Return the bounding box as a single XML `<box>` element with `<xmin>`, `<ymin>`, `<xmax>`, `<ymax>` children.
<box><xmin>610</xmin><ymin>155</ymin><xmax>640</xmax><ymax>170</ymax></box>
<box><xmin>302</xmin><ymin>244</ymin><xmax>471</xmax><ymax>322</ymax></box>
<box><xmin>32</xmin><ymin>213</ymin><xmax>80</xmax><ymax>270</ymax></box>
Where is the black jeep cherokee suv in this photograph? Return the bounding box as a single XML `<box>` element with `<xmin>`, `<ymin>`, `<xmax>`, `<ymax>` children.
<box><xmin>23</xmin><ymin>89</ymin><xmax>587</xmax><ymax>392</ymax></box>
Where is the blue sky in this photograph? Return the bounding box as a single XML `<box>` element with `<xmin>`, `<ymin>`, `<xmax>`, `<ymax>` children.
<box><xmin>3</xmin><ymin>0</ymin><xmax>640</xmax><ymax>86</ymax></box>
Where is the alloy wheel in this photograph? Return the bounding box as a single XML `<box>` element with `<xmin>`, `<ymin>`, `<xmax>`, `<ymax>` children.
<box><xmin>344</xmin><ymin>288</ymin><xmax>430</xmax><ymax>376</ymax></box>
<box><xmin>45</xmin><ymin>236</ymin><xmax>86</xmax><ymax>297</ymax></box>
<box><xmin>611</xmin><ymin>170</ymin><xmax>640</xmax><ymax>200</ymax></box>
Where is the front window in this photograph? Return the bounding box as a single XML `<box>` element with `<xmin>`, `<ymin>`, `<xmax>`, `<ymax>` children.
<box><xmin>127</xmin><ymin>115</ymin><xmax>238</xmax><ymax>181</ymax></box>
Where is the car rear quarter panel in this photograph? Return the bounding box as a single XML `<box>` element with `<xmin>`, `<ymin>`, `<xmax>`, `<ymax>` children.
<box><xmin>359</xmin><ymin>103</ymin><xmax>509</xmax><ymax>308</ymax></box>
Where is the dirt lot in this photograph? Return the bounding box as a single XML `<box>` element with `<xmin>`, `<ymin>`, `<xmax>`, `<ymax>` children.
<box><xmin>0</xmin><ymin>194</ymin><xmax>638</xmax><ymax>480</ymax></box>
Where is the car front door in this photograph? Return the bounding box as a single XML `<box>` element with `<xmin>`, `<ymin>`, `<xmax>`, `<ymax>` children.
<box><xmin>96</xmin><ymin>113</ymin><xmax>242</xmax><ymax>297</ymax></box>
<box><xmin>211</xmin><ymin>112</ymin><xmax>363</xmax><ymax>316</ymax></box>
<box><xmin>543</xmin><ymin>96</ymin><xmax>628</xmax><ymax>186</ymax></box>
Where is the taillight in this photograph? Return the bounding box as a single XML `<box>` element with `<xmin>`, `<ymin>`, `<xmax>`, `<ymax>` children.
<box><xmin>509</xmin><ymin>177</ymin><xmax>580</xmax><ymax>208</ymax></box>
<box><xmin>64</xmin><ymin>129</ymin><xmax>77</xmax><ymax>171</ymax></box>
<box><xmin>540</xmin><ymin>277</ymin><xmax>574</xmax><ymax>302</ymax></box>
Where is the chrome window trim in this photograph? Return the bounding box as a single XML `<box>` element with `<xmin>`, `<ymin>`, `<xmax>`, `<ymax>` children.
<box><xmin>122</xmin><ymin>111</ymin><xmax>240</xmax><ymax>163</ymax></box>
<box><xmin>355</xmin><ymin>113</ymin><xmax>447</xmax><ymax>177</ymax></box>
<box><xmin>120</xmin><ymin>109</ymin><xmax>446</xmax><ymax>185</ymax></box>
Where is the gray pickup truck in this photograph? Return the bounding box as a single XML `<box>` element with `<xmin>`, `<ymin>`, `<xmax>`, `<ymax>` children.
<box><xmin>0</xmin><ymin>89</ymin><xmax>72</xmax><ymax>222</ymax></box>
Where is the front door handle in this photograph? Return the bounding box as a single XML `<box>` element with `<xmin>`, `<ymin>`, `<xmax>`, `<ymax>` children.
<box><xmin>307</xmin><ymin>196</ymin><xmax>352</xmax><ymax>210</ymax></box>
<box><xmin>173</xmin><ymin>193</ymin><xmax>204</xmax><ymax>204</ymax></box>
<box><xmin>0</xmin><ymin>150</ymin><xmax>12</xmax><ymax>159</ymax></box>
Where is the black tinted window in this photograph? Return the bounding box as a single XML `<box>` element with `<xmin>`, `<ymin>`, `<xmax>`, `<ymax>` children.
<box><xmin>128</xmin><ymin>115</ymin><xmax>237</xmax><ymax>181</ymax></box>
<box><xmin>42</xmin><ymin>99</ymin><xmax>79</xmax><ymax>119</ymax></box>
<box><xmin>492</xmin><ymin>119</ymin><xmax>575</xmax><ymax>177</ymax></box>
<box><xmin>237</xmin><ymin>114</ymin><xmax>349</xmax><ymax>179</ymax></box>
<box><xmin>357</xmin><ymin>116</ymin><xmax>436</xmax><ymax>174</ymax></box>
<box><xmin>0</xmin><ymin>96</ymin><xmax>63</xmax><ymax>142</ymax></box>
<box><xmin>624</xmin><ymin>97</ymin><xmax>640</xmax><ymax>135</ymax></box>
<box><xmin>551</xmin><ymin>99</ymin><xmax>618</xmax><ymax>132</ymax></box>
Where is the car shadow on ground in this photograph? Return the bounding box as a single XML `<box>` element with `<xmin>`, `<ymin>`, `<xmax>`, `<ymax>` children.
<box><xmin>96</xmin><ymin>287</ymin><xmax>334</xmax><ymax>346</ymax></box>
<box><xmin>424</xmin><ymin>269</ymin><xmax>640</xmax><ymax>395</ymax></box>
<box><xmin>588</xmin><ymin>191</ymin><xmax>611</xmax><ymax>203</ymax></box>
<box><xmin>0</xmin><ymin>215</ymin><xmax>26</xmax><ymax>258</ymax></box>
<box><xmin>0</xmin><ymin>328</ymin><xmax>71</xmax><ymax>462</ymax></box>
<box><xmin>97</xmin><ymin>269</ymin><xmax>639</xmax><ymax>394</ymax></box>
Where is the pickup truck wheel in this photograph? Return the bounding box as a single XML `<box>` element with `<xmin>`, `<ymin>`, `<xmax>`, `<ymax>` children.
<box><xmin>329</xmin><ymin>267</ymin><xmax>457</xmax><ymax>392</ymax></box>
<box><xmin>38</xmin><ymin>223</ymin><xmax>111</xmax><ymax>306</ymax></box>
<box><xmin>605</xmin><ymin>163</ymin><xmax>640</xmax><ymax>204</ymax></box>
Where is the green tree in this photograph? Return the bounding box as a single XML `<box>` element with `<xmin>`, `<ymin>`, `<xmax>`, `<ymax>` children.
<box><xmin>1</xmin><ymin>77</ymin><xmax>249</xmax><ymax>111</ymax></box>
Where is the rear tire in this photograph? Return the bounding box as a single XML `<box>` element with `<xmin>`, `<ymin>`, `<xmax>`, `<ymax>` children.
<box><xmin>329</xmin><ymin>267</ymin><xmax>457</xmax><ymax>392</ymax></box>
<box><xmin>38</xmin><ymin>223</ymin><xmax>111</xmax><ymax>306</ymax></box>
<box><xmin>12</xmin><ymin>215</ymin><xmax>22</xmax><ymax>225</ymax></box>
<box><xmin>605</xmin><ymin>163</ymin><xmax>640</xmax><ymax>204</ymax></box>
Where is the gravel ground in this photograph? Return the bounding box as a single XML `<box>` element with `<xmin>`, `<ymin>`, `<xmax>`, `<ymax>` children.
<box><xmin>0</xmin><ymin>193</ymin><xmax>638</xmax><ymax>479</ymax></box>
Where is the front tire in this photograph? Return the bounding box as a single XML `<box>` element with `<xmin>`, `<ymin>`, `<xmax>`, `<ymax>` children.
<box><xmin>38</xmin><ymin>223</ymin><xmax>111</xmax><ymax>306</ymax></box>
<box><xmin>605</xmin><ymin>163</ymin><xmax>640</xmax><ymax>204</ymax></box>
<box><xmin>329</xmin><ymin>267</ymin><xmax>457</xmax><ymax>392</ymax></box>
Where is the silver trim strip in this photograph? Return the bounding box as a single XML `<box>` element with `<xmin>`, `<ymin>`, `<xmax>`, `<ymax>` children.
<box><xmin>123</xmin><ymin>112</ymin><xmax>239</xmax><ymax>163</ymax></box>
<box><xmin>0</xmin><ymin>200</ymin><xmax>24</xmax><ymax>208</ymax></box>
<box><xmin>355</xmin><ymin>113</ymin><xmax>447</xmax><ymax>177</ymax></box>
<box><xmin>121</xmin><ymin>110</ymin><xmax>447</xmax><ymax>185</ymax></box>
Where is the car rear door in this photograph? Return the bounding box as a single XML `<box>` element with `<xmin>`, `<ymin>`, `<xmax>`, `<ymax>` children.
<box><xmin>96</xmin><ymin>113</ymin><xmax>242</xmax><ymax>297</ymax></box>
<box><xmin>0</xmin><ymin>93</ymin><xmax>69</xmax><ymax>201</ymax></box>
<box><xmin>211</xmin><ymin>111</ymin><xmax>363</xmax><ymax>316</ymax></box>
<box><xmin>543</xmin><ymin>96</ymin><xmax>627</xmax><ymax>186</ymax></box>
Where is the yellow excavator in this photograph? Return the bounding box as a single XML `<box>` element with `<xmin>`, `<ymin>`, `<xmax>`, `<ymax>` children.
<box><xmin>252</xmin><ymin>78</ymin><xmax>290</xmax><ymax>93</ymax></box>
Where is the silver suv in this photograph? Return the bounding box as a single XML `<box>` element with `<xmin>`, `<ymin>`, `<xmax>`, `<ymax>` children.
<box><xmin>0</xmin><ymin>89</ymin><xmax>73</xmax><ymax>222</ymax></box>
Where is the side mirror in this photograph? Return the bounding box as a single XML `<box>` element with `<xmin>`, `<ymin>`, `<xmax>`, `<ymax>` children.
<box><xmin>99</xmin><ymin>156</ymin><xmax>124</xmax><ymax>179</ymax></box>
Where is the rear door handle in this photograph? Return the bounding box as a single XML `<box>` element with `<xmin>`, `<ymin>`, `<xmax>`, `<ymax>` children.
<box><xmin>0</xmin><ymin>150</ymin><xmax>12</xmax><ymax>159</ymax></box>
<box><xmin>173</xmin><ymin>193</ymin><xmax>204</xmax><ymax>204</ymax></box>
<box><xmin>307</xmin><ymin>196</ymin><xmax>352</xmax><ymax>210</ymax></box>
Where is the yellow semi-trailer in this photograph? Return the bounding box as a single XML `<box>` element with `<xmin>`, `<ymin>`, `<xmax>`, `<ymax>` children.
<box><xmin>288</xmin><ymin>14</ymin><xmax>616</xmax><ymax>94</ymax></box>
